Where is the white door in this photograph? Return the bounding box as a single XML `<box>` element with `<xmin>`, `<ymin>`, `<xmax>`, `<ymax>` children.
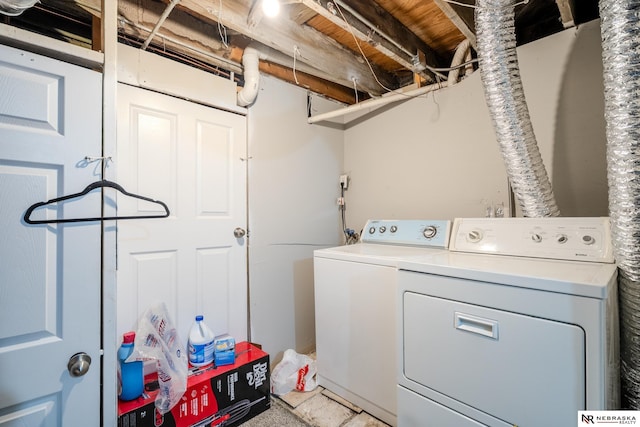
<box><xmin>116</xmin><ymin>84</ymin><xmax>248</xmax><ymax>345</ymax></box>
<box><xmin>0</xmin><ymin>45</ymin><xmax>102</xmax><ymax>425</ymax></box>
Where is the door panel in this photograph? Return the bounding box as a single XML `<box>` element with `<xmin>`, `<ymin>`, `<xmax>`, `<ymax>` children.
<box><xmin>0</xmin><ymin>44</ymin><xmax>102</xmax><ymax>426</ymax></box>
<box><xmin>116</xmin><ymin>84</ymin><xmax>248</xmax><ymax>345</ymax></box>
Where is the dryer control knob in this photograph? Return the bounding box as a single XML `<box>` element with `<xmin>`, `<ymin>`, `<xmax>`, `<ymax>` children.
<box><xmin>423</xmin><ymin>226</ymin><xmax>437</xmax><ymax>239</ymax></box>
<box><xmin>582</xmin><ymin>235</ymin><xmax>595</xmax><ymax>245</ymax></box>
<box><xmin>556</xmin><ymin>234</ymin><xmax>568</xmax><ymax>244</ymax></box>
<box><xmin>531</xmin><ymin>233</ymin><xmax>542</xmax><ymax>243</ymax></box>
<box><xmin>369</xmin><ymin>227</ymin><xmax>376</xmax><ymax>234</ymax></box>
<box><xmin>379</xmin><ymin>226</ymin><xmax>387</xmax><ymax>233</ymax></box>
<box><xmin>466</xmin><ymin>229</ymin><xmax>483</xmax><ymax>243</ymax></box>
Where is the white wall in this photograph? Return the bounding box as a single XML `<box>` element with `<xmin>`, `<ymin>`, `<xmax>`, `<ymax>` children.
<box><xmin>247</xmin><ymin>75</ymin><xmax>344</xmax><ymax>362</ymax></box>
<box><xmin>341</xmin><ymin>20</ymin><xmax>608</xmax><ymax>230</ymax></box>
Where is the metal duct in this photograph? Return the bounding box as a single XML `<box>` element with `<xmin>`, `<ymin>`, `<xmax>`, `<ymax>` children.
<box><xmin>0</xmin><ymin>0</ymin><xmax>37</xmax><ymax>16</ymax></box>
<box><xmin>599</xmin><ymin>0</ymin><xmax>640</xmax><ymax>408</ymax></box>
<box><xmin>475</xmin><ymin>0</ymin><xmax>560</xmax><ymax>217</ymax></box>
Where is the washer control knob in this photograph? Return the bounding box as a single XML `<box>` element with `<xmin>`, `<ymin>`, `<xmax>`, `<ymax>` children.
<box><xmin>556</xmin><ymin>234</ymin><xmax>568</xmax><ymax>244</ymax></box>
<box><xmin>423</xmin><ymin>226</ymin><xmax>437</xmax><ymax>239</ymax></box>
<box><xmin>390</xmin><ymin>225</ymin><xmax>398</xmax><ymax>233</ymax></box>
<box><xmin>369</xmin><ymin>227</ymin><xmax>376</xmax><ymax>234</ymax></box>
<box><xmin>582</xmin><ymin>235</ymin><xmax>595</xmax><ymax>245</ymax></box>
<box><xmin>531</xmin><ymin>233</ymin><xmax>542</xmax><ymax>243</ymax></box>
<box><xmin>379</xmin><ymin>226</ymin><xmax>387</xmax><ymax>233</ymax></box>
<box><xmin>466</xmin><ymin>229</ymin><xmax>483</xmax><ymax>243</ymax></box>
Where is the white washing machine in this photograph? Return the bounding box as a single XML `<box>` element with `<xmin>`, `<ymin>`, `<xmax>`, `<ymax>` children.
<box><xmin>396</xmin><ymin>217</ymin><xmax>620</xmax><ymax>427</ymax></box>
<box><xmin>314</xmin><ymin>219</ymin><xmax>451</xmax><ymax>426</ymax></box>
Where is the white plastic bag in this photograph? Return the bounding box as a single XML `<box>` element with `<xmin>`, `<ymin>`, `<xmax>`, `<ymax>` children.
<box><xmin>270</xmin><ymin>349</ymin><xmax>317</xmax><ymax>395</ymax></box>
<box><xmin>127</xmin><ymin>302</ymin><xmax>188</xmax><ymax>414</ymax></box>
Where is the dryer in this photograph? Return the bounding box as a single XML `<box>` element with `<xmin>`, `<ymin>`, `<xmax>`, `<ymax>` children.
<box><xmin>314</xmin><ymin>219</ymin><xmax>451</xmax><ymax>426</ymax></box>
<box><xmin>396</xmin><ymin>217</ymin><xmax>619</xmax><ymax>427</ymax></box>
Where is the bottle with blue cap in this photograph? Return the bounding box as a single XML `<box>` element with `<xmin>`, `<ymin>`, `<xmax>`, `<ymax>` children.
<box><xmin>117</xmin><ymin>331</ymin><xmax>143</xmax><ymax>401</ymax></box>
<box><xmin>188</xmin><ymin>315</ymin><xmax>215</xmax><ymax>367</ymax></box>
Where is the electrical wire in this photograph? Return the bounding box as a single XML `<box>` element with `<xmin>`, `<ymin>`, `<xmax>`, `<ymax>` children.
<box><xmin>293</xmin><ymin>45</ymin><xmax>300</xmax><ymax>85</ymax></box>
<box><xmin>334</xmin><ymin>1</ymin><xmax>396</xmax><ymax>93</ymax></box>
<box><xmin>352</xmin><ymin>77</ymin><xmax>359</xmax><ymax>104</ymax></box>
<box><xmin>217</xmin><ymin>0</ymin><xmax>229</xmax><ymax>48</ymax></box>
<box><xmin>340</xmin><ymin>182</ymin><xmax>359</xmax><ymax>245</ymax></box>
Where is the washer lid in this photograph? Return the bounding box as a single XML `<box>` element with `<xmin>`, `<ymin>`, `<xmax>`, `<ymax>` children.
<box><xmin>398</xmin><ymin>251</ymin><xmax>617</xmax><ymax>299</ymax></box>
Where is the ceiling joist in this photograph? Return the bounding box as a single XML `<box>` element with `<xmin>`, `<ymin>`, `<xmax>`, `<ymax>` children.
<box><xmin>166</xmin><ymin>0</ymin><xmax>396</xmax><ymax>95</ymax></box>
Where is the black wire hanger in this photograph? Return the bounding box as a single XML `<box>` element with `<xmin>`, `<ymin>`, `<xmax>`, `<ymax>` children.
<box><xmin>23</xmin><ymin>179</ymin><xmax>170</xmax><ymax>224</ymax></box>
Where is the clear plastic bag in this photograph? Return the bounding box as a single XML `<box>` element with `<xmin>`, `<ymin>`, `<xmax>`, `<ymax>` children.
<box><xmin>127</xmin><ymin>302</ymin><xmax>188</xmax><ymax>413</ymax></box>
<box><xmin>270</xmin><ymin>349</ymin><xmax>317</xmax><ymax>395</ymax></box>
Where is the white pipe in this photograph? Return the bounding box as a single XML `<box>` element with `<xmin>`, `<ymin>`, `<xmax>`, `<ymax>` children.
<box><xmin>141</xmin><ymin>0</ymin><xmax>181</xmax><ymax>51</ymax></box>
<box><xmin>307</xmin><ymin>82</ymin><xmax>444</xmax><ymax>124</ymax></box>
<box><xmin>308</xmin><ymin>38</ymin><xmax>472</xmax><ymax>124</ymax></box>
<box><xmin>237</xmin><ymin>47</ymin><xmax>261</xmax><ymax>107</ymax></box>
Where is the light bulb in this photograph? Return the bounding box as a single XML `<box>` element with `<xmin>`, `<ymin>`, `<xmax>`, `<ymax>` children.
<box><xmin>262</xmin><ymin>0</ymin><xmax>280</xmax><ymax>17</ymax></box>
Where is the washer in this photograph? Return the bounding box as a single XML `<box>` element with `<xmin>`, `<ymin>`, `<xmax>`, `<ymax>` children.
<box><xmin>314</xmin><ymin>219</ymin><xmax>451</xmax><ymax>426</ymax></box>
<box><xmin>397</xmin><ymin>217</ymin><xmax>619</xmax><ymax>427</ymax></box>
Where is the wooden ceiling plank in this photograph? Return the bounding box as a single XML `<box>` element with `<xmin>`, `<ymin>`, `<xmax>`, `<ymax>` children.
<box><xmin>338</xmin><ymin>0</ymin><xmax>448</xmax><ymax>65</ymax></box>
<box><xmin>432</xmin><ymin>0</ymin><xmax>476</xmax><ymax>50</ymax></box>
<box><xmin>300</xmin><ymin>0</ymin><xmax>443</xmax><ymax>82</ymax></box>
<box><xmin>168</xmin><ymin>0</ymin><xmax>396</xmax><ymax>95</ymax></box>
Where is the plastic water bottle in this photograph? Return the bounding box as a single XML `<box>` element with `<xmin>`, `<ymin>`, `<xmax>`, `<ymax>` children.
<box><xmin>188</xmin><ymin>315</ymin><xmax>215</xmax><ymax>367</ymax></box>
<box><xmin>117</xmin><ymin>331</ymin><xmax>144</xmax><ymax>401</ymax></box>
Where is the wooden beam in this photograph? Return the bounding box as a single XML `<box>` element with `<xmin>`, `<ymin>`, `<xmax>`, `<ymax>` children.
<box><xmin>433</xmin><ymin>0</ymin><xmax>476</xmax><ymax>50</ymax></box>
<box><xmin>166</xmin><ymin>0</ymin><xmax>396</xmax><ymax>95</ymax></box>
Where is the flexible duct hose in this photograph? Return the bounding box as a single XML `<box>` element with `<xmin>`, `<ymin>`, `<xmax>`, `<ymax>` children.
<box><xmin>0</xmin><ymin>0</ymin><xmax>37</xmax><ymax>16</ymax></box>
<box><xmin>599</xmin><ymin>0</ymin><xmax>640</xmax><ymax>409</ymax></box>
<box><xmin>475</xmin><ymin>0</ymin><xmax>560</xmax><ymax>217</ymax></box>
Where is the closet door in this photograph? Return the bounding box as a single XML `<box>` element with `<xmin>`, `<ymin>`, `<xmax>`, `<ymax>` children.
<box><xmin>0</xmin><ymin>45</ymin><xmax>102</xmax><ymax>425</ymax></box>
<box><xmin>116</xmin><ymin>83</ymin><xmax>248</xmax><ymax>344</ymax></box>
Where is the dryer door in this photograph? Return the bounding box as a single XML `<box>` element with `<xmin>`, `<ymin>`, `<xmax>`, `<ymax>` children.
<box><xmin>402</xmin><ymin>290</ymin><xmax>585</xmax><ymax>427</ymax></box>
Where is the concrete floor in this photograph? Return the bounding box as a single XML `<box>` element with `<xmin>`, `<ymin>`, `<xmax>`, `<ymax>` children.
<box><xmin>242</xmin><ymin>384</ymin><xmax>391</xmax><ymax>427</ymax></box>
<box><xmin>277</xmin><ymin>386</ymin><xmax>391</xmax><ymax>427</ymax></box>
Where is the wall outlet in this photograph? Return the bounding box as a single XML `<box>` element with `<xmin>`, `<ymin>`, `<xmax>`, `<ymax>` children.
<box><xmin>340</xmin><ymin>174</ymin><xmax>349</xmax><ymax>189</ymax></box>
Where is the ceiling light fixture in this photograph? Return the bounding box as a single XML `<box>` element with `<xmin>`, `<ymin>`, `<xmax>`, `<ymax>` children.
<box><xmin>262</xmin><ymin>0</ymin><xmax>280</xmax><ymax>17</ymax></box>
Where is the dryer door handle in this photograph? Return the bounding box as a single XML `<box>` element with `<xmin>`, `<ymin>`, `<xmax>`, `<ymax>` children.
<box><xmin>454</xmin><ymin>312</ymin><xmax>499</xmax><ymax>340</ymax></box>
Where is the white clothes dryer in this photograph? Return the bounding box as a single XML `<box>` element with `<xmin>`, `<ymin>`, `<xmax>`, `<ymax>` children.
<box><xmin>314</xmin><ymin>219</ymin><xmax>451</xmax><ymax>426</ymax></box>
<box><xmin>397</xmin><ymin>217</ymin><xmax>619</xmax><ymax>427</ymax></box>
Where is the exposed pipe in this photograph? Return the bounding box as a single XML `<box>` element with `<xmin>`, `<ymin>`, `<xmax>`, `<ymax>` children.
<box><xmin>447</xmin><ymin>39</ymin><xmax>471</xmax><ymax>87</ymax></box>
<box><xmin>475</xmin><ymin>0</ymin><xmax>560</xmax><ymax>217</ymax></box>
<box><xmin>599</xmin><ymin>0</ymin><xmax>640</xmax><ymax>409</ymax></box>
<box><xmin>237</xmin><ymin>46</ymin><xmax>260</xmax><ymax>107</ymax></box>
<box><xmin>308</xmin><ymin>82</ymin><xmax>445</xmax><ymax>124</ymax></box>
<box><xmin>0</xmin><ymin>0</ymin><xmax>37</xmax><ymax>16</ymax></box>
<box><xmin>141</xmin><ymin>0</ymin><xmax>181</xmax><ymax>51</ymax></box>
<box><xmin>308</xmin><ymin>39</ymin><xmax>473</xmax><ymax>124</ymax></box>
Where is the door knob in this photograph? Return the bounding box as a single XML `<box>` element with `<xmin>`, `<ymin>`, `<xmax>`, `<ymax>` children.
<box><xmin>67</xmin><ymin>352</ymin><xmax>91</xmax><ymax>377</ymax></box>
<box><xmin>234</xmin><ymin>227</ymin><xmax>246</xmax><ymax>238</ymax></box>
